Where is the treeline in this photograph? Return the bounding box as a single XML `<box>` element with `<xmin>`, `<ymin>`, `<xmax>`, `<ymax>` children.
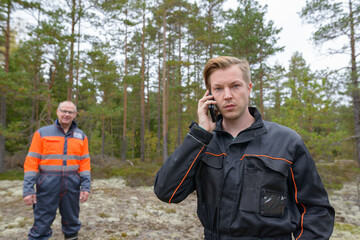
<box><xmin>0</xmin><ymin>0</ymin><xmax>359</xmax><ymax>172</ymax></box>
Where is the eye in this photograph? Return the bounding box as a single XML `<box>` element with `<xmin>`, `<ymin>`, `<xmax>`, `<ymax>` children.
<box><xmin>213</xmin><ymin>87</ymin><xmax>222</xmax><ymax>92</ymax></box>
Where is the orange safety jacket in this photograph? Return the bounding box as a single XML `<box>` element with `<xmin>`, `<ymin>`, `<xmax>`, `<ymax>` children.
<box><xmin>23</xmin><ymin>120</ymin><xmax>91</xmax><ymax>197</ymax></box>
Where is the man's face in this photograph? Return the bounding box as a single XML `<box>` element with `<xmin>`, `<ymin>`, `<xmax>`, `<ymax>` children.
<box><xmin>56</xmin><ymin>102</ymin><xmax>77</xmax><ymax>128</ymax></box>
<box><xmin>209</xmin><ymin>65</ymin><xmax>252</xmax><ymax>121</ymax></box>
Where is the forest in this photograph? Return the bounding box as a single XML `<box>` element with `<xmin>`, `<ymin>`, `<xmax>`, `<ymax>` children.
<box><xmin>0</xmin><ymin>0</ymin><xmax>359</xmax><ymax>173</ymax></box>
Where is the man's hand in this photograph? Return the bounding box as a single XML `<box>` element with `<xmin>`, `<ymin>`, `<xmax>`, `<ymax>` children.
<box><xmin>23</xmin><ymin>194</ymin><xmax>36</xmax><ymax>205</ymax></box>
<box><xmin>80</xmin><ymin>191</ymin><xmax>89</xmax><ymax>203</ymax></box>
<box><xmin>198</xmin><ymin>90</ymin><xmax>217</xmax><ymax>132</ymax></box>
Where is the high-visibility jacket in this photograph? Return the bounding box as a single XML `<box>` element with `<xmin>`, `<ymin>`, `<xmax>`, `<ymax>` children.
<box><xmin>23</xmin><ymin>120</ymin><xmax>91</xmax><ymax>197</ymax></box>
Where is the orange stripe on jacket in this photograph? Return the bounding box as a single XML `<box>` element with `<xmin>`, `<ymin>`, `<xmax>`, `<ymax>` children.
<box><xmin>240</xmin><ymin>154</ymin><xmax>292</xmax><ymax>164</ymax></box>
<box><xmin>39</xmin><ymin>159</ymin><xmax>63</xmax><ymax>166</ymax></box>
<box><xmin>169</xmin><ymin>145</ymin><xmax>205</xmax><ymax>203</ymax></box>
<box><xmin>290</xmin><ymin>167</ymin><xmax>306</xmax><ymax>239</ymax></box>
<box><xmin>204</xmin><ymin>152</ymin><xmax>227</xmax><ymax>157</ymax></box>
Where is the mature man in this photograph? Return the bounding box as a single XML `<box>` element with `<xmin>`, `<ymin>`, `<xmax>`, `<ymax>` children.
<box><xmin>154</xmin><ymin>56</ymin><xmax>334</xmax><ymax>239</ymax></box>
<box><xmin>23</xmin><ymin>101</ymin><xmax>91</xmax><ymax>240</ymax></box>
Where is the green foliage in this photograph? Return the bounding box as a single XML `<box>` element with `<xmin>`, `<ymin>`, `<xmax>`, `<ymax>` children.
<box><xmin>0</xmin><ymin>169</ymin><xmax>23</xmax><ymax>180</ymax></box>
<box><xmin>222</xmin><ymin>0</ymin><xmax>283</xmax><ymax>64</ymax></box>
<box><xmin>334</xmin><ymin>222</ymin><xmax>360</xmax><ymax>235</ymax></box>
<box><xmin>317</xmin><ymin>161</ymin><xmax>360</xmax><ymax>191</ymax></box>
<box><xmin>268</xmin><ymin>52</ymin><xmax>348</xmax><ymax>160</ymax></box>
<box><xmin>300</xmin><ymin>0</ymin><xmax>360</xmax><ymax>165</ymax></box>
<box><xmin>91</xmin><ymin>157</ymin><xmax>162</xmax><ymax>188</ymax></box>
<box><xmin>0</xmin><ymin>0</ymin><xmax>356</xmax><ymax>170</ymax></box>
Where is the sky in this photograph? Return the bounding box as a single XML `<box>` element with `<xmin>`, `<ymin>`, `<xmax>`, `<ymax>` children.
<box><xmin>223</xmin><ymin>0</ymin><xmax>350</xmax><ymax>71</ymax></box>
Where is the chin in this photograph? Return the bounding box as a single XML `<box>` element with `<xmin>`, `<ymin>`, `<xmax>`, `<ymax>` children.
<box><xmin>222</xmin><ymin>111</ymin><xmax>243</xmax><ymax>121</ymax></box>
<box><xmin>222</xmin><ymin>114</ymin><xmax>239</xmax><ymax>121</ymax></box>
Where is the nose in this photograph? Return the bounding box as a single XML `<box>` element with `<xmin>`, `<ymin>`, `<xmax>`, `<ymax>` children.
<box><xmin>223</xmin><ymin>87</ymin><xmax>232</xmax><ymax>100</ymax></box>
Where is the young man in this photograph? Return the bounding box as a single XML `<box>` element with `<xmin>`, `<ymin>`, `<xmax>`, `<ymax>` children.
<box><xmin>23</xmin><ymin>101</ymin><xmax>91</xmax><ymax>240</ymax></box>
<box><xmin>154</xmin><ymin>56</ymin><xmax>334</xmax><ymax>239</ymax></box>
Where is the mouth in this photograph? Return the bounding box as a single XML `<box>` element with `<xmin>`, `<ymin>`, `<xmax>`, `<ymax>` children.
<box><xmin>223</xmin><ymin>104</ymin><xmax>236</xmax><ymax>109</ymax></box>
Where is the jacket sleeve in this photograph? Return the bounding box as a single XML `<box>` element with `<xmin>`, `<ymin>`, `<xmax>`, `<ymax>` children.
<box><xmin>154</xmin><ymin>122</ymin><xmax>213</xmax><ymax>203</ymax></box>
<box><xmin>23</xmin><ymin>131</ymin><xmax>42</xmax><ymax>197</ymax></box>
<box><xmin>79</xmin><ymin>135</ymin><xmax>91</xmax><ymax>192</ymax></box>
<box><xmin>291</xmin><ymin>139</ymin><xmax>335</xmax><ymax>239</ymax></box>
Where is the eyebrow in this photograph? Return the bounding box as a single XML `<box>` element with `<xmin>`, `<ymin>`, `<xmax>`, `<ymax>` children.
<box><xmin>213</xmin><ymin>79</ymin><xmax>244</xmax><ymax>87</ymax></box>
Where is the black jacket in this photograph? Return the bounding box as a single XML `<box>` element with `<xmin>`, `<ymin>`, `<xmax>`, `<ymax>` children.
<box><xmin>154</xmin><ymin>107</ymin><xmax>334</xmax><ymax>240</ymax></box>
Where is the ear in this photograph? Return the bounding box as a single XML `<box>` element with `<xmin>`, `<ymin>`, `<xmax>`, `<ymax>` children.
<box><xmin>248</xmin><ymin>82</ymin><xmax>252</xmax><ymax>92</ymax></box>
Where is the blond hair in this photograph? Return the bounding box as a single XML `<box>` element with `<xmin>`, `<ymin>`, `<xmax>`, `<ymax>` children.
<box><xmin>203</xmin><ymin>56</ymin><xmax>251</xmax><ymax>89</ymax></box>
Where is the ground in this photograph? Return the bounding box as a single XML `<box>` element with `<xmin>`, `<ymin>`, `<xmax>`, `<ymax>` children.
<box><xmin>0</xmin><ymin>178</ymin><xmax>359</xmax><ymax>240</ymax></box>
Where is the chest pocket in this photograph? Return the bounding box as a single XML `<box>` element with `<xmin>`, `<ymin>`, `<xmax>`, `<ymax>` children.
<box><xmin>239</xmin><ymin>155</ymin><xmax>291</xmax><ymax>217</ymax></box>
<box><xmin>42</xmin><ymin>138</ymin><xmax>63</xmax><ymax>155</ymax></box>
<box><xmin>200</xmin><ymin>153</ymin><xmax>224</xmax><ymax>205</ymax></box>
<box><xmin>67</xmin><ymin>137</ymin><xmax>84</xmax><ymax>156</ymax></box>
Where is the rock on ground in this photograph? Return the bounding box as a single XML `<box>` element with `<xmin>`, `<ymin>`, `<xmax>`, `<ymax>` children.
<box><xmin>0</xmin><ymin>178</ymin><xmax>359</xmax><ymax>239</ymax></box>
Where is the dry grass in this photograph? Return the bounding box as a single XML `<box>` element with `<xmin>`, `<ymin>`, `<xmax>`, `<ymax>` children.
<box><xmin>317</xmin><ymin>160</ymin><xmax>360</xmax><ymax>191</ymax></box>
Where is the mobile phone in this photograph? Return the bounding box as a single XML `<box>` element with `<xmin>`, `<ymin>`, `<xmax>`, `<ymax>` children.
<box><xmin>208</xmin><ymin>91</ymin><xmax>217</xmax><ymax>122</ymax></box>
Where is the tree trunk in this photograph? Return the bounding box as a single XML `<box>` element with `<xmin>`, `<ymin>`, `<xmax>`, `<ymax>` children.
<box><xmin>31</xmin><ymin>70</ymin><xmax>39</xmax><ymax>137</ymax></box>
<box><xmin>75</xmin><ymin>0</ymin><xmax>81</xmax><ymax>104</ymax></box>
<box><xmin>131</xmin><ymin>115</ymin><xmax>137</xmax><ymax>160</ymax></box>
<box><xmin>0</xmin><ymin>0</ymin><xmax>11</xmax><ymax>173</ymax></box>
<box><xmin>67</xmin><ymin>0</ymin><xmax>76</xmax><ymax>101</ymax></box>
<box><xmin>157</xmin><ymin>33</ymin><xmax>162</xmax><ymax>158</ymax></box>
<box><xmin>177</xmin><ymin>21</ymin><xmax>182</xmax><ymax>146</ymax></box>
<box><xmin>110</xmin><ymin>118</ymin><xmax>114</xmax><ymax>156</ymax></box>
<box><xmin>101</xmin><ymin>116</ymin><xmax>105</xmax><ymax>156</ymax></box>
<box><xmin>146</xmin><ymin>50</ymin><xmax>150</xmax><ymax>131</ymax></box>
<box><xmin>162</xmin><ymin>10</ymin><xmax>168</xmax><ymax>161</ymax></box>
<box><xmin>47</xmin><ymin>63</ymin><xmax>57</xmax><ymax>124</ymax></box>
<box><xmin>349</xmin><ymin>0</ymin><xmax>360</xmax><ymax>166</ymax></box>
<box><xmin>0</xmin><ymin>95</ymin><xmax>5</xmax><ymax>173</ymax></box>
<box><xmin>259</xmin><ymin>62</ymin><xmax>264</xmax><ymax>118</ymax></box>
<box><xmin>122</xmin><ymin>7</ymin><xmax>129</xmax><ymax>161</ymax></box>
<box><xmin>30</xmin><ymin>4</ymin><xmax>42</xmax><ymax>137</ymax></box>
<box><xmin>140</xmin><ymin>6</ymin><xmax>146</xmax><ymax>162</ymax></box>
<box><xmin>207</xmin><ymin>6</ymin><xmax>213</xmax><ymax>58</ymax></box>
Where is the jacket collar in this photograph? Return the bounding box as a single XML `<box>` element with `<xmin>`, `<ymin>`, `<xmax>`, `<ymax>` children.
<box><xmin>55</xmin><ymin>119</ymin><xmax>77</xmax><ymax>134</ymax></box>
<box><xmin>214</xmin><ymin>107</ymin><xmax>267</xmax><ymax>143</ymax></box>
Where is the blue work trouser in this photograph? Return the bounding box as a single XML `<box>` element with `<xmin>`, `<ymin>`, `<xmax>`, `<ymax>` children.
<box><xmin>28</xmin><ymin>170</ymin><xmax>81</xmax><ymax>240</ymax></box>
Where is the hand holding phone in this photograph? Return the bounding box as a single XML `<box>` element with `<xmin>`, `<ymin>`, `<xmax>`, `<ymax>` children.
<box><xmin>198</xmin><ymin>90</ymin><xmax>217</xmax><ymax>132</ymax></box>
<box><xmin>208</xmin><ymin>91</ymin><xmax>217</xmax><ymax>122</ymax></box>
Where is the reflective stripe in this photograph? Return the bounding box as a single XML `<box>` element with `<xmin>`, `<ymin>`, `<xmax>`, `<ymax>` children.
<box><xmin>27</xmin><ymin>152</ymin><xmax>42</xmax><ymax>159</ymax></box>
<box><xmin>40</xmin><ymin>154</ymin><xmax>85</xmax><ymax>161</ymax></box>
<box><xmin>80</xmin><ymin>154</ymin><xmax>90</xmax><ymax>160</ymax></box>
<box><xmin>39</xmin><ymin>165</ymin><xmax>79</xmax><ymax>171</ymax></box>
<box><xmin>67</xmin><ymin>155</ymin><xmax>81</xmax><ymax>160</ymax></box>
<box><xmin>24</xmin><ymin>171</ymin><xmax>38</xmax><ymax>177</ymax></box>
<box><xmin>67</xmin><ymin>165</ymin><xmax>80</xmax><ymax>171</ymax></box>
<box><xmin>79</xmin><ymin>170</ymin><xmax>90</xmax><ymax>176</ymax></box>
<box><xmin>41</xmin><ymin>154</ymin><xmax>63</xmax><ymax>160</ymax></box>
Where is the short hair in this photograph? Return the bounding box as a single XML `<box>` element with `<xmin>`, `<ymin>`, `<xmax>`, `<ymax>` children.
<box><xmin>58</xmin><ymin>101</ymin><xmax>77</xmax><ymax>112</ymax></box>
<box><xmin>203</xmin><ymin>56</ymin><xmax>251</xmax><ymax>89</ymax></box>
